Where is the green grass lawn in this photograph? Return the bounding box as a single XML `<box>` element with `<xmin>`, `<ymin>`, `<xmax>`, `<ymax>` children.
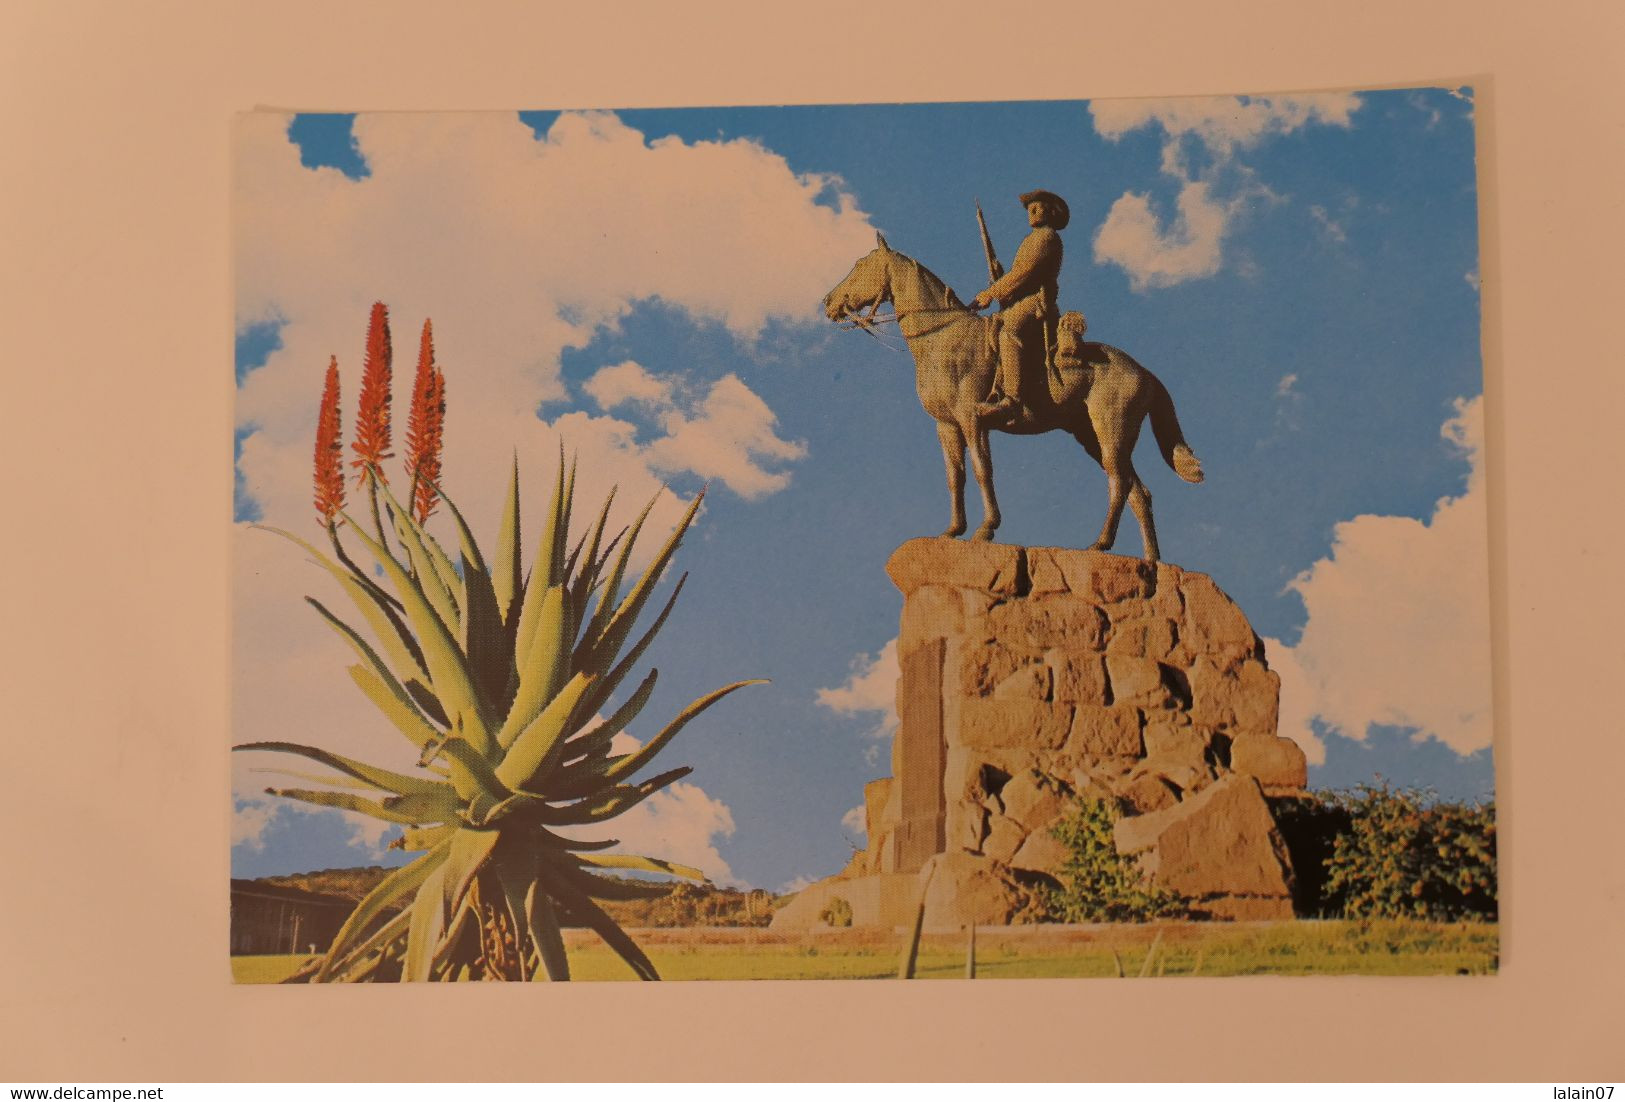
<box><xmin>232</xmin><ymin>918</ymin><xmax>1497</xmax><ymax>983</ymax></box>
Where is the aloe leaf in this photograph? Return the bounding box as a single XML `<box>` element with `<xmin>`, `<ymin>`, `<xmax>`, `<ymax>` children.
<box><xmin>403</xmin><ymin>864</ymin><xmax>450</xmax><ymax>982</ymax></box>
<box><xmin>235</xmin><ymin>741</ymin><xmax>449</xmax><ymax>797</ymax></box>
<box><xmin>583</xmin><ymin>492</ymin><xmax>657</xmax><ymax>651</ymax></box>
<box><xmin>601</xmin><ymin>680</ymin><xmax>765</xmax><ymax>785</ymax></box>
<box><xmin>492</xmin><ymin>454</ymin><xmax>523</xmax><ymax>624</ymax></box>
<box><xmin>403</xmin><ymin>678</ymin><xmax>450</xmax><ymax>728</ymax></box>
<box><xmin>387</xmin><ymin>502</ymin><xmax>461</xmax><ymax>633</ymax></box>
<box><xmin>549</xmin><ymin>834</ymin><xmax>621</xmax><ymax>852</ymax></box>
<box><xmin>501</xmin><ymin>585</ymin><xmax>570</xmax><ymax>749</ymax></box>
<box><xmin>394</xmin><ymin>824</ymin><xmax>458</xmax><ymax>852</ymax></box>
<box><xmin>542</xmin><ymin>871</ymin><xmax>658</xmax><ymax>981</ymax></box>
<box><xmin>577</xmin><ymin>854</ymin><xmax>706</xmax><ymax>880</ymax></box>
<box><xmin>576</xmin><ymin>576</ymin><xmax>685</xmax><ymax>726</ymax></box>
<box><xmin>346</xmin><ymin>665</ymin><xmax>444</xmax><ymax>754</ymax></box>
<box><xmin>536</xmin><ymin>766</ymin><xmax>691</xmax><ymax>826</ymax></box>
<box><xmin>440</xmin><ymin>827</ymin><xmax>502</xmax><ymax>919</ymax></box>
<box><xmin>566</xmin><ymin>488</ymin><xmax>617</xmax><ymax>631</ymax></box>
<box><xmin>456</xmin><ymin>552</ymin><xmax>510</xmax><ymax>721</ymax></box>
<box><xmin>559</xmin><ymin>669</ymin><xmax>658</xmax><ymax>768</ymax></box>
<box><xmin>305</xmin><ymin>595</ymin><xmax>434</xmax><ymax>729</ymax></box>
<box><xmin>558</xmin><ymin>866</ymin><xmax>676</xmax><ymax>902</ymax></box>
<box><xmin>490</xmin><ymin>857</ymin><xmax>539</xmax><ymax>981</ymax></box>
<box><xmin>524</xmin><ymin>879</ymin><xmax>570</xmax><ymax>981</ymax></box>
<box><xmin>495</xmin><ymin>672</ymin><xmax>595</xmax><ymax>791</ymax></box>
<box><xmin>589</xmin><ymin>490</ymin><xmax>704</xmax><ymax>666</ymax></box>
<box><xmin>432</xmin><ymin>738</ymin><xmax>510</xmax><ymax>802</ymax></box>
<box><xmin>317</xmin><ymin>839</ymin><xmax>452</xmax><ymax>980</ymax></box>
<box><xmin>265</xmin><ymin>785</ymin><xmax>462</xmax><ymax>825</ymax></box>
<box><xmin>256</xmin><ymin>525</ymin><xmax>426</xmax><ymax>682</ymax></box>
<box><xmin>321</xmin><ymin>908</ymin><xmax>411</xmax><ymax>982</ymax></box>
<box><xmin>339</xmin><ymin>508</ymin><xmax>494</xmax><ymax>756</ymax></box>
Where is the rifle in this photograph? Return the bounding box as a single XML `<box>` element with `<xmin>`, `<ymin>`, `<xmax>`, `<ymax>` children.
<box><xmin>976</xmin><ymin>199</ymin><xmax>1005</xmax><ymax>288</ymax></box>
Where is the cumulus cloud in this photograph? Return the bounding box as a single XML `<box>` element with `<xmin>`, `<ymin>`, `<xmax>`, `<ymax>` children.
<box><xmin>233</xmin><ymin>110</ymin><xmax>871</xmax><ymax>871</ymax></box>
<box><xmin>841</xmin><ymin>804</ymin><xmax>867</xmax><ymax>839</ymax></box>
<box><xmin>1090</xmin><ymin>93</ymin><xmax>1362</xmax><ymax>290</ymax></box>
<box><xmin>816</xmin><ymin>638</ymin><xmax>900</xmax><ymax>741</ymax></box>
<box><xmin>1268</xmin><ymin>396</ymin><xmax>1491</xmax><ymax>763</ymax></box>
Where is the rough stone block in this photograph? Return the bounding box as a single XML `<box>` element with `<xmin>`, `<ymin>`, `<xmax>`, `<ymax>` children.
<box><xmin>993</xmin><ymin>663</ymin><xmax>1053</xmax><ymax>701</ymax></box>
<box><xmin>1179</xmin><ymin>573</ymin><xmax>1259</xmax><ymax>670</ymax></box>
<box><xmin>1105</xmin><ymin>616</ymin><xmax>1180</xmax><ymax>662</ymax></box>
<box><xmin>1025</xmin><ymin>547</ymin><xmax>1070</xmax><ymax>594</ymax></box>
<box><xmin>1119</xmin><ymin>772</ymin><xmax>1181</xmax><ymax>814</ymax></box>
<box><xmin>1051</xmin><ymin>549</ymin><xmax>1157</xmax><ymax>603</ymax></box>
<box><xmin>1233</xmin><ymin>660</ymin><xmax>1282</xmax><ymax>734</ymax></box>
<box><xmin>887</xmin><ymin>538</ymin><xmax>1023</xmax><ymax>597</ymax></box>
<box><xmin>958</xmin><ymin>697</ymin><xmax>1072</xmax><ymax>752</ymax></box>
<box><xmin>1065</xmin><ymin>704</ymin><xmax>1143</xmax><ymax>757</ymax></box>
<box><xmin>959</xmin><ymin>643</ymin><xmax>1036</xmax><ymax>697</ymax></box>
<box><xmin>981</xmin><ymin>815</ymin><xmax>1027</xmax><ymax>862</ymax></box>
<box><xmin>986</xmin><ymin>596</ymin><xmax>1108</xmax><ymax>650</ymax></box>
<box><xmin>1010</xmin><ymin>820</ymin><xmax>1074</xmax><ymax>875</ymax></box>
<box><xmin>1143</xmin><ymin>721</ymin><xmax>1209</xmax><ymax>770</ymax></box>
<box><xmin>1197</xmin><ymin>895</ymin><xmax>1296</xmax><ymax>921</ymax></box>
<box><xmin>1131</xmin><ymin>775</ymin><xmax>1296</xmax><ymax>900</ymax></box>
<box><xmin>921</xmin><ymin>853</ymin><xmax>1030</xmax><ymax>927</ymax></box>
<box><xmin>1051</xmin><ymin>652</ymin><xmax>1109</xmax><ymax>705</ymax></box>
<box><xmin>1105</xmin><ymin>654</ymin><xmax>1174</xmax><ymax>709</ymax></box>
<box><xmin>1230</xmin><ymin>732</ymin><xmax>1308</xmax><ymax>791</ymax></box>
<box><xmin>1000</xmin><ymin>769</ymin><xmax>1068</xmax><ymax>830</ymax></box>
<box><xmin>863</xmin><ymin>777</ymin><xmax>894</xmax><ymax>839</ymax></box>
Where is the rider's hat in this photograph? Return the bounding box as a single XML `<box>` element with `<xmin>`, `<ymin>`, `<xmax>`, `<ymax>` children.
<box><xmin>1019</xmin><ymin>189</ymin><xmax>1071</xmax><ymax>230</ymax></box>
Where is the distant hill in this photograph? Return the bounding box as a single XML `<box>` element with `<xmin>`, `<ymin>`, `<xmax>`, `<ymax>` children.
<box><xmin>251</xmin><ymin>867</ymin><xmax>781</xmax><ymax>927</ymax></box>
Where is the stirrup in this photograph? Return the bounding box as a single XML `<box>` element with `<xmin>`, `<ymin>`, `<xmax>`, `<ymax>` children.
<box><xmin>977</xmin><ymin>392</ymin><xmax>1020</xmax><ymax>421</ymax></box>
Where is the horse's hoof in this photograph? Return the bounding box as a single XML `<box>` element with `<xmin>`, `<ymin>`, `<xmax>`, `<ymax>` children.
<box><xmin>1089</xmin><ymin>539</ymin><xmax>1112</xmax><ymax>552</ymax></box>
<box><xmin>972</xmin><ymin>526</ymin><xmax>997</xmax><ymax>542</ymax></box>
<box><xmin>941</xmin><ymin>525</ymin><xmax>966</xmax><ymax>539</ymax></box>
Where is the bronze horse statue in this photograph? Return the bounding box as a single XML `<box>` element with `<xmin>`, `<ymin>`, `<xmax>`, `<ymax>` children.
<box><xmin>823</xmin><ymin>233</ymin><xmax>1204</xmax><ymax>562</ymax></box>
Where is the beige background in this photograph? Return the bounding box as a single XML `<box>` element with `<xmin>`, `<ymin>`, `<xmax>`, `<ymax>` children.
<box><xmin>3</xmin><ymin>0</ymin><xmax>1622</xmax><ymax>1083</ymax></box>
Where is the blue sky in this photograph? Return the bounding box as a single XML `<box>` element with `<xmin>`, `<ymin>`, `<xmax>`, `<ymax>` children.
<box><xmin>232</xmin><ymin>91</ymin><xmax>1491</xmax><ymax>889</ymax></box>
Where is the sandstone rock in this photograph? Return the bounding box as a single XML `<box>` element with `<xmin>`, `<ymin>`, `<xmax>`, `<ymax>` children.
<box><xmin>1179</xmin><ymin>574</ymin><xmax>1260</xmax><ymax>670</ymax></box>
<box><xmin>1197</xmin><ymin>895</ymin><xmax>1296</xmax><ymax>921</ymax></box>
<box><xmin>1118</xmin><ymin>772</ymin><xmax>1181</xmax><ymax>814</ymax></box>
<box><xmin>887</xmin><ymin>538</ymin><xmax>1023</xmax><ymax>597</ymax></box>
<box><xmin>959</xmin><ymin>643</ymin><xmax>1040</xmax><ymax>697</ymax></box>
<box><xmin>1051</xmin><ymin>652</ymin><xmax>1109</xmax><ymax>705</ymax></box>
<box><xmin>1230</xmin><ymin>732</ymin><xmax>1308</xmax><ymax>791</ymax></box>
<box><xmin>959</xmin><ymin>697</ymin><xmax>1072</xmax><ymax>752</ymax></box>
<box><xmin>1051</xmin><ymin>549</ymin><xmax>1156</xmax><ymax>603</ymax></box>
<box><xmin>981</xmin><ymin>815</ymin><xmax>1027</xmax><ymax>862</ymax></box>
<box><xmin>1118</xmin><ymin>775</ymin><xmax>1295</xmax><ymax>901</ymax></box>
<box><xmin>1105</xmin><ymin>654</ymin><xmax>1175</xmax><ymax>710</ymax></box>
<box><xmin>1010</xmin><ymin>819</ymin><xmax>1074</xmax><ymax>875</ymax></box>
<box><xmin>862</xmin><ymin>778</ymin><xmax>893</xmax><ymax>840</ymax></box>
<box><xmin>771</xmin><ymin>872</ymin><xmax>921</xmax><ymax>930</ymax></box>
<box><xmin>1065</xmin><ymin>704</ymin><xmax>1143</xmax><ymax>757</ymax></box>
<box><xmin>1105</xmin><ymin>616</ymin><xmax>1179</xmax><ymax>661</ymax></box>
<box><xmin>1025</xmin><ymin>548</ymin><xmax>1070</xmax><ymax>594</ymax></box>
<box><xmin>1232</xmin><ymin>660</ymin><xmax>1281</xmax><ymax>735</ymax></box>
<box><xmin>921</xmin><ymin>853</ymin><xmax>1029</xmax><ymax>927</ymax></box>
<box><xmin>1131</xmin><ymin>757</ymin><xmax>1214</xmax><ymax>799</ymax></box>
<box><xmin>1143</xmin><ymin>721</ymin><xmax>1209</xmax><ymax>770</ymax></box>
<box><xmin>999</xmin><ymin>769</ymin><xmax>1069</xmax><ymax>830</ymax></box>
<box><xmin>986</xmin><ymin>596</ymin><xmax>1108</xmax><ymax>651</ymax></box>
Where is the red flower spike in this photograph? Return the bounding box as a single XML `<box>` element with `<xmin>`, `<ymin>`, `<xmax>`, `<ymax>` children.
<box><xmin>405</xmin><ymin>318</ymin><xmax>446</xmax><ymax>523</ymax></box>
<box><xmin>313</xmin><ymin>357</ymin><xmax>346</xmax><ymax>525</ymax></box>
<box><xmin>351</xmin><ymin>301</ymin><xmax>394</xmax><ymax>485</ymax></box>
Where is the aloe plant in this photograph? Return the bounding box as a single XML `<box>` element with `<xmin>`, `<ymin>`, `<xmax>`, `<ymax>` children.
<box><xmin>243</xmin><ymin>383</ymin><xmax>760</xmax><ymax>979</ymax></box>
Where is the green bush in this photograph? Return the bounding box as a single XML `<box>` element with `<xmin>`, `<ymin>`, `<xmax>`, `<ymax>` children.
<box><xmin>819</xmin><ymin>897</ymin><xmax>854</xmax><ymax>928</ymax></box>
<box><xmin>1320</xmin><ymin>784</ymin><xmax>1497</xmax><ymax>922</ymax></box>
<box><xmin>1042</xmin><ymin>799</ymin><xmax>1189</xmax><ymax>923</ymax></box>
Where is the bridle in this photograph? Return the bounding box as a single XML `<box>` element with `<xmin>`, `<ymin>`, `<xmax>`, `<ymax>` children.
<box><xmin>833</xmin><ymin>269</ymin><xmax>978</xmax><ymax>352</ymax></box>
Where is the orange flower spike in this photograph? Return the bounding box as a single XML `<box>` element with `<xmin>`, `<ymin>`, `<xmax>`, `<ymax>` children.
<box><xmin>351</xmin><ymin>301</ymin><xmax>394</xmax><ymax>485</ymax></box>
<box><xmin>405</xmin><ymin>318</ymin><xmax>447</xmax><ymax>523</ymax></box>
<box><xmin>313</xmin><ymin>357</ymin><xmax>346</xmax><ymax>525</ymax></box>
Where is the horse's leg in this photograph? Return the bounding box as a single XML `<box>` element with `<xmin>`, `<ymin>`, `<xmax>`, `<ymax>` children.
<box><xmin>1090</xmin><ymin>414</ymin><xmax>1142</xmax><ymax>554</ymax></box>
<box><xmin>969</xmin><ymin>425</ymin><xmax>1001</xmax><ymax>541</ymax></box>
<box><xmin>1128</xmin><ymin>478</ymin><xmax>1159</xmax><ymax>563</ymax></box>
<box><xmin>936</xmin><ymin>420</ymin><xmax>968</xmax><ymax>538</ymax></box>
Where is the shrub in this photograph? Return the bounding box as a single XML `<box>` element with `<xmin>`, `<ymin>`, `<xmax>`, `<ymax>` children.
<box><xmin>819</xmin><ymin>897</ymin><xmax>854</xmax><ymax>927</ymax></box>
<box><xmin>1042</xmin><ymin>799</ymin><xmax>1189</xmax><ymax>922</ymax></box>
<box><xmin>1320</xmin><ymin>783</ymin><xmax>1497</xmax><ymax>922</ymax></box>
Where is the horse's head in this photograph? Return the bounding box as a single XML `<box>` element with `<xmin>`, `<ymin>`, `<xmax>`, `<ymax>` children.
<box><xmin>823</xmin><ymin>232</ymin><xmax>896</xmax><ymax>323</ymax></box>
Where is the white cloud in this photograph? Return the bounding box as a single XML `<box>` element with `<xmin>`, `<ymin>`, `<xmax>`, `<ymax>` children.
<box><xmin>816</xmin><ymin>638</ymin><xmax>899</xmax><ymax>740</ymax></box>
<box><xmin>1090</xmin><ymin>93</ymin><xmax>1362</xmax><ymax>289</ymax></box>
<box><xmin>1090</xmin><ymin>93</ymin><xmax>1362</xmax><ymax>154</ymax></box>
<box><xmin>233</xmin><ymin>110</ymin><xmax>873</xmax><ymax>876</ymax></box>
<box><xmin>841</xmin><ymin>804</ymin><xmax>867</xmax><ymax>839</ymax></box>
<box><xmin>777</xmin><ymin>874</ymin><xmax>817</xmax><ymax>895</ymax></box>
<box><xmin>1268</xmin><ymin>396</ymin><xmax>1491</xmax><ymax>762</ymax></box>
<box><xmin>1093</xmin><ymin>182</ymin><xmax>1234</xmax><ymax>291</ymax></box>
<box><xmin>1465</xmin><ymin>269</ymin><xmax>1481</xmax><ymax>292</ymax></box>
<box><xmin>585</xmin><ymin>360</ymin><xmax>674</xmax><ymax>411</ymax></box>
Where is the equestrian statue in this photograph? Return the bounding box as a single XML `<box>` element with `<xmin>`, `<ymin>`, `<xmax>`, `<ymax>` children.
<box><xmin>822</xmin><ymin>190</ymin><xmax>1203</xmax><ymax>563</ymax></box>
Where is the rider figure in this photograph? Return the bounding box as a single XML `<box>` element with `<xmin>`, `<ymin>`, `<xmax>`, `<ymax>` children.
<box><xmin>971</xmin><ymin>189</ymin><xmax>1069</xmax><ymax>422</ymax></box>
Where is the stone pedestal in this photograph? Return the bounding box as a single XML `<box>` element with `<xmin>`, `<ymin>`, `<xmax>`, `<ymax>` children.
<box><xmin>772</xmin><ymin>539</ymin><xmax>1306</xmax><ymax>929</ymax></box>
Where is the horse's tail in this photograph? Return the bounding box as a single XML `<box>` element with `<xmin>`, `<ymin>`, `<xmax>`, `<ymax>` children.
<box><xmin>1148</xmin><ymin>375</ymin><xmax>1204</xmax><ymax>484</ymax></box>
